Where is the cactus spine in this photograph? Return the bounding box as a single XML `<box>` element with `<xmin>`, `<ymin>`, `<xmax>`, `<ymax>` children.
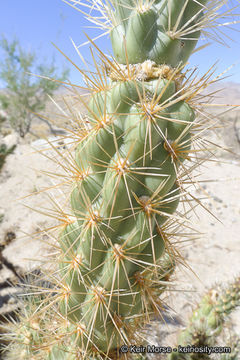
<box><xmin>2</xmin><ymin>1</ymin><xmax>239</xmax><ymax>360</ymax></box>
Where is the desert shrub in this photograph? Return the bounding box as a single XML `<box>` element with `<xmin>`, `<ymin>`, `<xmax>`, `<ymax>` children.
<box><xmin>0</xmin><ymin>36</ymin><xmax>69</xmax><ymax>137</ymax></box>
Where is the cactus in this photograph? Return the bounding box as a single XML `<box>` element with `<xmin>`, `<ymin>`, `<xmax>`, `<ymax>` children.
<box><xmin>1</xmin><ymin>1</ymin><xmax>239</xmax><ymax>360</ymax></box>
<box><xmin>168</xmin><ymin>277</ymin><xmax>240</xmax><ymax>360</ymax></box>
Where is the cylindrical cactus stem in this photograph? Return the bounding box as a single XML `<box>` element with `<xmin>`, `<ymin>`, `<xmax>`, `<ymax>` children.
<box><xmin>110</xmin><ymin>0</ymin><xmax>207</xmax><ymax>66</ymax></box>
<box><xmin>53</xmin><ymin>4</ymin><xmax>203</xmax><ymax>358</ymax></box>
<box><xmin>50</xmin><ymin>1</ymin><xmax>221</xmax><ymax>358</ymax></box>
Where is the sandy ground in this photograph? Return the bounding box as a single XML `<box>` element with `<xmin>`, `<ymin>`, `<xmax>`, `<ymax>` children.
<box><xmin>145</xmin><ymin>158</ymin><xmax>240</xmax><ymax>357</ymax></box>
<box><xmin>0</xmin><ymin>85</ymin><xmax>240</xmax><ymax>357</ymax></box>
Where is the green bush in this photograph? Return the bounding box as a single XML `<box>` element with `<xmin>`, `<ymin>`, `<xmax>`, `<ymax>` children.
<box><xmin>0</xmin><ymin>36</ymin><xmax>69</xmax><ymax>137</ymax></box>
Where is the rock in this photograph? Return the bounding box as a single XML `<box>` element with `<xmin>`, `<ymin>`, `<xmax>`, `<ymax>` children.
<box><xmin>1</xmin><ymin>132</ymin><xmax>19</xmax><ymax>149</ymax></box>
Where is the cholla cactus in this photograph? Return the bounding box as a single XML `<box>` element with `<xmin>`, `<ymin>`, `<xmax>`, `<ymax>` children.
<box><xmin>2</xmin><ymin>1</ymin><xmax>239</xmax><ymax>360</ymax></box>
<box><xmin>169</xmin><ymin>277</ymin><xmax>240</xmax><ymax>360</ymax></box>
